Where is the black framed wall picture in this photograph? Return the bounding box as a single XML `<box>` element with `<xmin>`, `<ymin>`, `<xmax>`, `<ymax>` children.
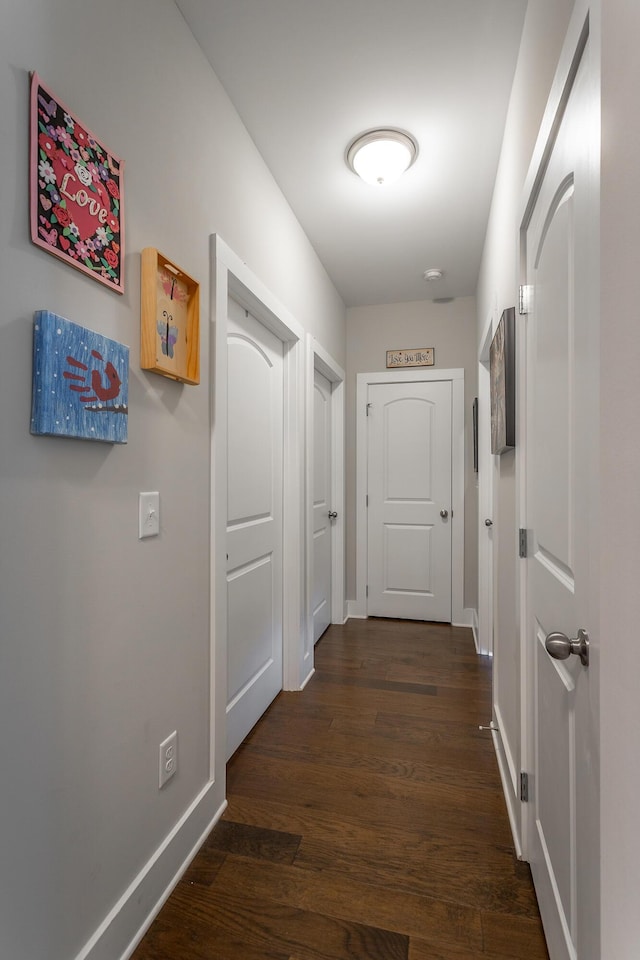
<box><xmin>490</xmin><ymin>307</ymin><xmax>515</xmax><ymax>454</ymax></box>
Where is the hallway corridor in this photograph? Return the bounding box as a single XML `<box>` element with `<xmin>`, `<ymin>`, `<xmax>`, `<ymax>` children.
<box><xmin>132</xmin><ymin>619</ymin><xmax>548</xmax><ymax>959</ymax></box>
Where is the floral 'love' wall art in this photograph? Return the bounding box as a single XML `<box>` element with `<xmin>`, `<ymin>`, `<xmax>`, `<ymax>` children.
<box><xmin>30</xmin><ymin>73</ymin><xmax>125</xmax><ymax>293</ymax></box>
<box><xmin>31</xmin><ymin>311</ymin><xmax>129</xmax><ymax>444</ymax></box>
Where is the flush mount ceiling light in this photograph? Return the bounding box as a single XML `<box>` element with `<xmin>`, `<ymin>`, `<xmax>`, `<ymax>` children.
<box><xmin>346</xmin><ymin>129</ymin><xmax>418</xmax><ymax>186</ymax></box>
<box><xmin>423</xmin><ymin>268</ymin><xmax>444</xmax><ymax>281</ymax></box>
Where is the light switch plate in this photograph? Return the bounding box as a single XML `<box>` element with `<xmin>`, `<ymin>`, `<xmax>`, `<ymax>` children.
<box><xmin>139</xmin><ymin>491</ymin><xmax>160</xmax><ymax>538</ymax></box>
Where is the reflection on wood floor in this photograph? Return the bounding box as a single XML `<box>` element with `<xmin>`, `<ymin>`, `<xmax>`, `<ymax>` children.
<box><xmin>132</xmin><ymin>618</ymin><xmax>548</xmax><ymax>960</ymax></box>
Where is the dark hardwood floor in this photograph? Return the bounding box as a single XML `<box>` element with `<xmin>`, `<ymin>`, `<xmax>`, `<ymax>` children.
<box><xmin>132</xmin><ymin>619</ymin><xmax>548</xmax><ymax>960</ymax></box>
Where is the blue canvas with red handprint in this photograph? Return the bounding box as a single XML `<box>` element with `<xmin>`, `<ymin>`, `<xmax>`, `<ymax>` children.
<box><xmin>31</xmin><ymin>311</ymin><xmax>129</xmax><ymax>443</ymax></box>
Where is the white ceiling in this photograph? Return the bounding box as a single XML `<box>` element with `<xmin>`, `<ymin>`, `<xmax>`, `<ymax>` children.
<box><xmin>175</xmin><ymin>0</ymin><xmax>527</xmax><ymax>307</ymax></box>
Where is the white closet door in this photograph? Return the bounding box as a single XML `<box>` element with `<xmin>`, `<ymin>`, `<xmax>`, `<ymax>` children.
<box><xmin>367</xmin><ymin>379</ymin><xmax>452</xmax><ymax>622</ymax></box>
<box><xmin>312</xmin><ymin>368</ymin><xmax>332</xmax><ymax>642</ymax></box>
<box><xmin>226</xmin><ymin>298</ymin><xmax>283</xmax><ymax>759</ymax></box>
<box><xmin>523</xmin><ymin>18</ymin><xmax>600</xmax><ymax>958</ymax></box>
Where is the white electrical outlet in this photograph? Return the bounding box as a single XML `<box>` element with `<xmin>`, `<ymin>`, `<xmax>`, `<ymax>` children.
<box><xmin>159</xmin><ymin>730</ymin><xmax>178</xmax><ymax>788</ymax></box>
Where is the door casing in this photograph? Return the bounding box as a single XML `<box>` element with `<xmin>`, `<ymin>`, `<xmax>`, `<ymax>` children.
<box><xmin>354</xmin><ymin>367</ymin><xmax>467</xmax><ymax>625</ymax></box>
<box><xmin>479</xmin><ymin>310</ymin><xmax>524</xmax><ymax>853</ymax></box>
<box><xmin>477</xmin><ymin>315</ymin><xmax>495</xmax><ymax>657</ymax></box>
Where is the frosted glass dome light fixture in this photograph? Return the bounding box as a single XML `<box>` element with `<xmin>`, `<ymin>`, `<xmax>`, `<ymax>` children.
<box><xmin>347</xmin><ymin>128</ymin><xmax>418</xmax><ymax>186</ymax></box>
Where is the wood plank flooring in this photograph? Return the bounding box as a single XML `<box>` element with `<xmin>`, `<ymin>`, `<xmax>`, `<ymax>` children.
<box><xmin>132</xmin><ymin>619</ymin><xmax>548</xmax><ymax>960</ymax></box>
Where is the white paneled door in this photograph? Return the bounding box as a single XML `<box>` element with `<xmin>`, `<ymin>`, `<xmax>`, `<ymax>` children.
<box><xmin>312</xmin><ymin>368</ymin><xmax>332</xmax><ymax>642</ymax></box>
<box><xmin>367</xmin><ymin>380</ymin><xmax>452</xmax><ymax>621</ymax></box>
<box><xmin>226</xmin><ymin>298</ymin><xmax>283</xmax><ymax>759</ymax></box>
<box><xmin>523</xmin><ymin>13</ymin><xmax>599</xmax><ymax>959</ymax></box>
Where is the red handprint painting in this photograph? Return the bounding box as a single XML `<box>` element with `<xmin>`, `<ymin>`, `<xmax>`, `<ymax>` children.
<box><xmin>31</xmin><ymin>312</ymin><xmax>129</xmax><ymax>443</ymax></box>
<box><xmin>64</xmin><ymin>351</ymin><xmax>123</xmax><ymax>406</ymax></box>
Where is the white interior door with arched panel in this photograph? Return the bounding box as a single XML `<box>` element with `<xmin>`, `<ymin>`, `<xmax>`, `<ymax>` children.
<box><xmin>354</xmin><ymin>368</ymin><xmax>466</xmax><ymax>626</ymax></box>
<box><xmin>226</xmin><ymin>299</ymin><xmax>284</xmax><ymax>760</ymax></box>
<box><xmin>367</xmin><ymin>379</ymin><xmax>452</xmax><ymax>621</ymax></box>
<box><xmin>304</xmin><ymin>337</ymin><xmax>345</xmax><ymax>683</ymax></box>
<box><xmin>212</xmin><ymin>236</ymin><xmax>305</xmax><ymax>771</ymax></box>
<box><xmin>519</xmin><ymin>7</ymin><xmax>600</xmax><ymax>958</ymax></box>
<box><xmin>312</xmin><ymin>368</ymin><xmax>332</xmax><ymax>642</ymax></box>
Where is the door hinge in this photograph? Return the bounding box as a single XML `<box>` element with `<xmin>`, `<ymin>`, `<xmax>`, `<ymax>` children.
<box><xmin>519</xmin><ymin>528</ymin><xmax>528</xmax><ymax>558</ymax></box>
<box><xmin>366</xmin><ymin>585</ymin><xmax>369</xmax><ymax>597</ymax></box>
<box><xmin>366</xmin><ymin>402</ymin><xmax>373</xmax><ymax>416</ymax></box>
<box><xmin>520</xmin><ymin>771</ymin><xmax>529</xmax><ymax>803</ymax></box>
<box><xmin>519</xmin><ymin>284</ymin><xmax>533</xmax><ymax>315</ymax></box>
<box><xmin>366</xmin><ymin>494</ymin><xmax>369</xmax><ymax>507</ymax></box>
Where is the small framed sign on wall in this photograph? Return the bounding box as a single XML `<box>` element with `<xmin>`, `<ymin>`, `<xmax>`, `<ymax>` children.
<box><xmin>386</xmin><ymin>347</ymin><xmax>434</xmax><ymax>368</ymax></box>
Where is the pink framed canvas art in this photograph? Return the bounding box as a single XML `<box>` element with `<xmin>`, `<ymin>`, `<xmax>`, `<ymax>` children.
<box><xmin>30</xmin><ymin>73</ymin><xmax>125</xmax><ymax>293</ymax></box>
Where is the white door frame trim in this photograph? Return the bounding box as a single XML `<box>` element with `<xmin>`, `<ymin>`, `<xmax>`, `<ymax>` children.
<box><xmin>210</xmin><ymin>235</ymin><xmax>305</xmax><ymax>784</ymax></box>
<box><xmin>354</xmin><ymin>368</ymin><xmax>466</xmax><ymax>625</ymax></box>
<box><xmin>304</xmin><ymin>337</ymin><xmax>346</xmax><ymax>685</ymax></box>
<box><xmin>480</xmin><ymin>309</ymin><xmax>522</xmax><ymax>853</ymax></box>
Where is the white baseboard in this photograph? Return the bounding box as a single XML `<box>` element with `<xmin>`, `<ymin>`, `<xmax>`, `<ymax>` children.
<box><xmin>453</xmin><ymin>608</ymin><xmax>484</xmax><ymax>655</ymax></box>
<box><xmin>348</xmin><ymin>604</ymin><xmax>477</xmax><ymax>627</ymax></box>
<box><xmin>469</xmin><ymin>608</ymin><xmax>480</xmax><ymax>653</ymax></box>
<box><xmin>74</xmin><ymin>782</ymin><xmax>226</xmax><ymax>960</ymax></box>
<box><xmin>494</xmin><ymin>702</ymin><xmax>519</xmax><ymax>797</ymax></box>
<box><xmin>336</xmin><ymin>606</ymin><xmax>349</xmax><ymax>625</ymax></box>
<box><xmin>299</xmin><ymin>667</ymin><xmax>315</xmax><ymax>690</ymax></box>
<box><xmin>452</xmin><ymin>606</ymin><xmax>477</xmax><ymax>629</ymax></box>
<box><xmin>346</xmin><ymin>600</ymin><xmax>366</xmax><ymax>619</ymax></box>
<box><xmin>490</xmin><ymin>716</ymin><xmax>523</xmax><ymax>859</ymax></box>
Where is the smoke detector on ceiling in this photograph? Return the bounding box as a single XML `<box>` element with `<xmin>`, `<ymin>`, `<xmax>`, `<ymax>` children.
<box><xmin>423</xmin><ymin>268</ymin><xmax>444</xmax><ymax>282</ymax></box>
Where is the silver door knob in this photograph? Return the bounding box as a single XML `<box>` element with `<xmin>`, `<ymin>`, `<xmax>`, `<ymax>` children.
<box><xmin>545</xmin><ymin>629</ymin><xmax>590</xmax><ymax>667</ymax></box>
<box><xmin>485</xmin><ymin>518</ymin><xmax>493</xmax><ymax>527</ymax></box>
<box><xmin>328</xmin><ymin>511</ymin><xmax>338</xmax><ymax>519</ymax></box>
<box><xmin>440</xmin><ymin>509</ymin><xmax>449</xmax><ymax>519</ymax></box>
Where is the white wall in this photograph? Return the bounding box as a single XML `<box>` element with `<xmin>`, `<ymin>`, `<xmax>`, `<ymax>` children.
<box><xmin>475</xmin><ymin>0</ymin><xmax>574</xmax><ymax>841</ymax></box>
<box><xmin>345</xmin><ymin>297</ymin><xmax>478</xmax><ymax>610</ymax></box>
<box><xmin>0</xmin><ymin>3</ymin><xmax>345</xmax><ymax>959</ymax></box>
<box><xmin>600</xmin><ymin>1</ymin><xmax>640</xmax><ymax>955</ymax></box>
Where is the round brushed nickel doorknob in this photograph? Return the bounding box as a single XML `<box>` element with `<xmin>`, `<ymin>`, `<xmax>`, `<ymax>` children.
<box><xmin>328</xmin><ymin>511</ymin><xmax>338</xmax><ymax>519</ymax></box>
<box><xmin>440</xmin><ymin>509</ymin><xmax>449</xmax><ymax>519</ymax></box>
<box><xmin>545</xmin><ymin>629</ymin><xmax>590</xmax><ymax>667</ymax></box>
<box><xmin>485</xmin><ymin>518</ymin><xmax>493</xmax><ymax>526</ymax></box>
